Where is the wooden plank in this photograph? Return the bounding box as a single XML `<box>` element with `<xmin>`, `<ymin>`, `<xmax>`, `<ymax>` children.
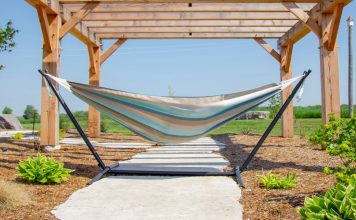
<box><xmin>282</xmin><ymin>2</ymin><xmax>321</xmax><ymax>38</ymax></box>
<box><xmin>64</xmin><ymin>2</ymin><xmax>316</xmax><ymax>12</ymax></box>
<box><xmin>83</xmin><ymin>12</ymin><xmax>298</xmax><ymax>21</ymax></box>
<box><xmin>87</xmin><ymin>45</ymin><xmax>101</xmax><ymax>137</ymax></box>
<box><xmin>97</xmin><ymin>32</ymin><xmax>284</xmax><ymax>39</ymax></box>
<box><xmin>92</xmin><ymin>26</ymin><xmax>291</xmax><ymax>33</ymax></box>
<box><xmin>40</xmin><ymin>13</ymin><xmax>61</xmax><ymax>146</ymax></box>
<box><xmin>319</xmin><ymin>12</ymin><xmax>341</xmax><ymax>123</ymax></box>
<box><xmin>84</xmin><ymin>20</ymin><xmax>298</xmax><ymax>27</ymax></box>
<box><xmin>254</xmin><ymin>38</ymin><xmax>281</xmax><ymax>62</ymax></box>
<box><xmin>59</xmin><ymin>0</ymin><xmax>320</xmax><ymax>3</ymax></box>
<box><xmin>60</xmin><ymin>2</ymin><xmax>99</xmax><ymax>38</ymax></box>
<box><xmin>36</xmin><ymin>5</ymin><xmax>52</xmax><ymax>52</ymax></box>
<box><xmin>280</xmin><ymin>43</ymin><xmax>294</xmax><ymax>138</ymax></box>
<box><xmin>100</xmin><ymin>38</ymin><xmax>127</xmax><ymax>64</ymax></box>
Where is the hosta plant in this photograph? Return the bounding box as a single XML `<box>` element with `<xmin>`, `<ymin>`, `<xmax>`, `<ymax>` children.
<box><xmin>258</xmin><ymin>172</ymin><xmax>297</xmax><ymax>189</ymax></box>
<box><xmin>17</xmin><ymin>154</ymin><xmax>73</xmax><ymax>184</ymax></box>
<box><xmin>297</xmin><ymin>176</ymin><xmax>356</xmax><ymax>220</ymax></box>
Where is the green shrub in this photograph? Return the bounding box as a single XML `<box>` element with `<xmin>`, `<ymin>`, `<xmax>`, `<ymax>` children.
<box><xmin>308</xmin><ymin>115</ymin><xmax>355</xmax><ymax>184</ymax></box>
<box><xmin>101</xmin><ymin>121</ymin><xmax>108</xmax><ymax>132</ymax></box>
<box><xmin>267</xmin><ymin>94</ymin><xmax>281</xmax><ymax>119</ymax></box>
<box><xmin>258</xmin><ymin>172</ymin><xmax>297</xmax><ymax>189</ymax></box>
<box><xmin>16</xmin><ymin>154</ymin><xmax>73</xmax><ymax>184</ymax></box>
<box><xmin>59</xmin><ymin>129</ymin><xmax>66</xmax><ymax>139</ymax></box>
<box><xmin>10</xmin><ymin>133</ymin><xmax>23</xmax><ymax>140</ymax></box>
<box><xmin>297</xmin><ymin>176</ymin><xmax>356</xmax><ymax>220</ymax></box>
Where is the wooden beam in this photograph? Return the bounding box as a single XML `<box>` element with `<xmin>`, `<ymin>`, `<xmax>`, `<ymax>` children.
<box><xmin>280</xmin><ymin>43</ymin><xmax>294</xmax><ymax>138</ymax></box>
<box><xmin>40</xmin><ymin>12</ymin><xmax>61</xmax><ymax>146</ymax></box>
<box><xmin>281</xmin><ymin>42</ymin><xmax>293</xmax><ymax>72</ymax></box>
<box><xmin>278</xmin><ymin>0</ymin><xmax>351</xmax><ymax>47</ymax></box>
<box><xmin>36</xmin><ymin>5</ymin><xmax>52</xmax><ymax>52</ymax></box>
<box><xmin>26</xmin><ymin>0</ymin><xmax>99</xmax><ymax>47</ymax></box>
<box><xmin>319</xmin><ymin>10</ymin><xmax>341</xmax><ymax>123</ymax></box>
<box><xmin>84</xmin><ymin>20</ymin><xmax>298</xmax><ymax>27</ymax></box>
<box><xmin>282</xmin><ymin>2</ymin><xmax>321</xmax><ymax>38</ymax></box>
<box><xmin>97</xmin><ymin>32</ymin><xmax>284</xmax><ymax>39</ymax></box>
<box><xmin>92</xmin><ymin>26</ymin><xmax>291</xmax><ymax>33</ymax></box>
<box><xmin>60</xmin><ymin>2</ymin><xmax>99</xmax><ymax>39</ymax></box>
<box><xmin>59</xmin><ymin>0</ymin><xmax>320</xmax><ymax>3</ymax></box>
<box><xmin>100</xmin><ymin>38</ymin><xmax>126</xmax><ymax>64</ymax></box>
<box><xmin>61</xmin><ymin>6</ymin><xmax>100</xmax><ymax>46</ymax></box>
<box><xmin>87</xmin><ymin>45</ymin><xmax>101</xmax><ymax>137</ymax></box>
<box><xmin>254</xmin><ymin>38</ymin><xmax>281</xmax><ymax>62</ymax></box>
<box><xmin>83</xmin><ymin>12</ymin><xmax>298</xmax><ymax>21</ymax></box>
<box><xmin>64</xmin><ymin>2</ymin><xmax>316</xmax><ymax>12</ymax></box>
<box><xmin>322</xmin><ymin>3</ymin><xmax>344</xmax><ymax>50</ymax></box>
<box><xmin>26</xmin><ymin>0</ymin><xmax>57</xmax><ymax>14</ymax></box>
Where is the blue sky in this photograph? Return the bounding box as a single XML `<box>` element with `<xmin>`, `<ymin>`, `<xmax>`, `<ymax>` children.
<box><xmin>0</xmin><ymin>1</ymin><xmax>355</xmax><ymax>116</ymax></box>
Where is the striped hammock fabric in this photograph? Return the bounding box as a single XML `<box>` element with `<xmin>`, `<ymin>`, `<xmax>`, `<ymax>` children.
<box><xmin>47</xmin><ymin>75</ymin><xmax>302</xmax><ymax>144</ymax></box>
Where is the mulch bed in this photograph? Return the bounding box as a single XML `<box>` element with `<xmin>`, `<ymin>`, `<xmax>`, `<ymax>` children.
<box><xmin>0</xmin><ymin>133</ymin><xmax>342</xmax><ymax>219</ymax></box>
<box><xmin>0</xmin><ymin>133</ymin><xmax>146</xmax><ymax>220</ymax></box>
<box><xmin>214</xmin><ymin>134</ymin><xmax>343</xmax><ymax>220</ymax></box>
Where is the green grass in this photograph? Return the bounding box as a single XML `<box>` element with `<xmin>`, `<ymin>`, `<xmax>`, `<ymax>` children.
<box><xmin>21</xmin><ymin>110</ymin><xmax>322</xmax><ymax>137</ymax></box>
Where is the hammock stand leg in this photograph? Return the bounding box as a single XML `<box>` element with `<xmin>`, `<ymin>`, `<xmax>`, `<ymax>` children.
<box><xmin>235</xmin><ymin>69</ymin><xmax>311</xmax><ymax>188</ymax></box>
<box><xmin>38</xmin><ymin>70</ymin><xmax>107</xmax><ymax>171</ymax></box>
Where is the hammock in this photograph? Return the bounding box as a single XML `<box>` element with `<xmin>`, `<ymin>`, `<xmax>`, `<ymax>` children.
<box><xmin>46</xmin><ymin>74</ymin><xmax>303</xmax><ymax>144</ymax></box>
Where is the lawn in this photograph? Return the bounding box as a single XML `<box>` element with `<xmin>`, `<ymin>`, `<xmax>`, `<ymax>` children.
<box><xmin>21</xmin><ymin>111</ymin><xmax>322</xmax><ymax>137</ymax></box>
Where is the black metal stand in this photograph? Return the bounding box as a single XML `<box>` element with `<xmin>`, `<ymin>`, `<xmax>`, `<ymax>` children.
<box><xmin>38</xmin><ymin>69</ymin><xmax>311</xmax><ymax>186</ymax></box>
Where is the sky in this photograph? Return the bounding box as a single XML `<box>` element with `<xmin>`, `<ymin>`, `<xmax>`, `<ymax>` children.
<box><xmin>0</xmin><ymin>1</ymin><xmax>355</xmax><ymax>116</ymax></box>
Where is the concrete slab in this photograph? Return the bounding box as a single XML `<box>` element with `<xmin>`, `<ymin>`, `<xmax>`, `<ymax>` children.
<box><xmin>52</xmin><ymin>176</ymin><xmax>242</xmax><ymax>220</ymax></box>
<box><xmin>52</xmin><ymin>137</ymin><xmax>242</xmax><ymax>219</ymax></box>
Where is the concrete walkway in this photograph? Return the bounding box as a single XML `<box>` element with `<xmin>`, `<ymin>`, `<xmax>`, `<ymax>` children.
<box><xmin>52</xmin><ymin>137</ymin><xmax>242</xmax><ymax>220</ymax></box>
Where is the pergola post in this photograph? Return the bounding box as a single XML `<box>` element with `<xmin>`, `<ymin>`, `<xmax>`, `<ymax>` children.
<box><xmin>88</xmin><ymin>45</ymin><xmax>101</xmax><ymax>137</ymax></box>
<box><xmin>280</xmin><ymin>43</ymin><xmax>294</xmax><ymax>138</ymax></box>
<box><xmin>37</xmin><ymin>4</ymin><xmax>61</xmax><ymax>147</ymax></box>
<box><xmin>319</xmin><ymin>4</ymin><xmax>343</xmax><ymax>123</ymax></box>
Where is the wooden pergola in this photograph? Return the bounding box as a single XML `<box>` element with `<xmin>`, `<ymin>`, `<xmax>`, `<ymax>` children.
<box><xmin>26</xmin><ymin>0</ymin><xmax>351</xmax><ymax>147</ymax></box>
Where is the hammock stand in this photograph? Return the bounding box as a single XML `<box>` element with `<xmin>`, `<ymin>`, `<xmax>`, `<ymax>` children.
<box><xmin>39</xmin><ymin>69</ymin><xmax>311</xmax><ymax>187</ymax></box>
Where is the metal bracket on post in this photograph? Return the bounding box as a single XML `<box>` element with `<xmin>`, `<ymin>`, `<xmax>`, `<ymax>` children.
<box><xmin>235</xmin><ymin>70</ymin><xmax>311</xmax><ymax>187</ymax></box>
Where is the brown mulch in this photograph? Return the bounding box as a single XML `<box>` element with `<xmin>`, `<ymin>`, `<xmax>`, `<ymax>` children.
<box><xmin>0</xmin><ymin>133</ymin><xmax>342</xmax><ymax>219</ymax></box>
<box><xmin>213</xmin><ymin>134</ymin><xmax>343</xmax><ymax>220</ymax></box>
<box><xmin>0</xmin><ymin>133</ymin><xmax>146</xmax><ymax>220</ymax></box>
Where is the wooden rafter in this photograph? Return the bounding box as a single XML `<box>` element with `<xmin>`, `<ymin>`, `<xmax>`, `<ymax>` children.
<box><xmin>84</xmin><ymin>20</ymin><xmax>298</xmax><ymax>27</ymax></box>
<box><xmin>59</xmin><ymin>0</ymin><xmax>320</xmax><ymax>3</ymax></box>
<box><xmin>100</xmin><ymin>38</ymin><xmax>126</xmax><ymax>64</ymax></box>
<box><xmin>36</xmin><ymin>5</ymin><xmax>52</xmax><ymax>52</ymax></box>
<box><xmin>60</xmin><ymin>2</ymin><xmax>99</xmax><ymax>38</ymax></box>
<box><xmin>254</xmin><ymin>38</ymin><xmax>281</xmax><ymax>62</ymax></box>
<box><xmin>282</xmin><ymin>2</ymin><xmax>321</xmax><ymax>38</ymax></box>
<box><xmin>64</xmin><ymin>2</ymin><xmax>316</xmax><ymax>12</ymax></box>
<box><xmin>96</xmin><ymin>33</ymin><xmax>285</xmax><ymax>39</ymax></box>
<box><xmin>83</xmin><ymin>12</ymin><xmax>298</xmax><ymax>21</ymax></box>
<box><xmin>92</xmin><ymin>26</ymin><xmax>291</xmax><ymax>33</ymax></box>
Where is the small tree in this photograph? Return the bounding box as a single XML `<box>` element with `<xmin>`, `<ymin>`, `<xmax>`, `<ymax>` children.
<box><xmin>0</xmin><ymin>21</ymin><xmax>18</xmax><ymax>70</ymax></box>
<box><xmin>2</xmin><ymin>106</ymin><xmax>12</xmax><ymax>114</ymax></box>
<box><xmin>23</xmin><ymin>105</ymin><xmax>38</xmax><ymax>120</ymax></box>
<box><xmin>267</xmin><ymin>94</ymin><xmax>281</xmax><ymax>119</ymax></box>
